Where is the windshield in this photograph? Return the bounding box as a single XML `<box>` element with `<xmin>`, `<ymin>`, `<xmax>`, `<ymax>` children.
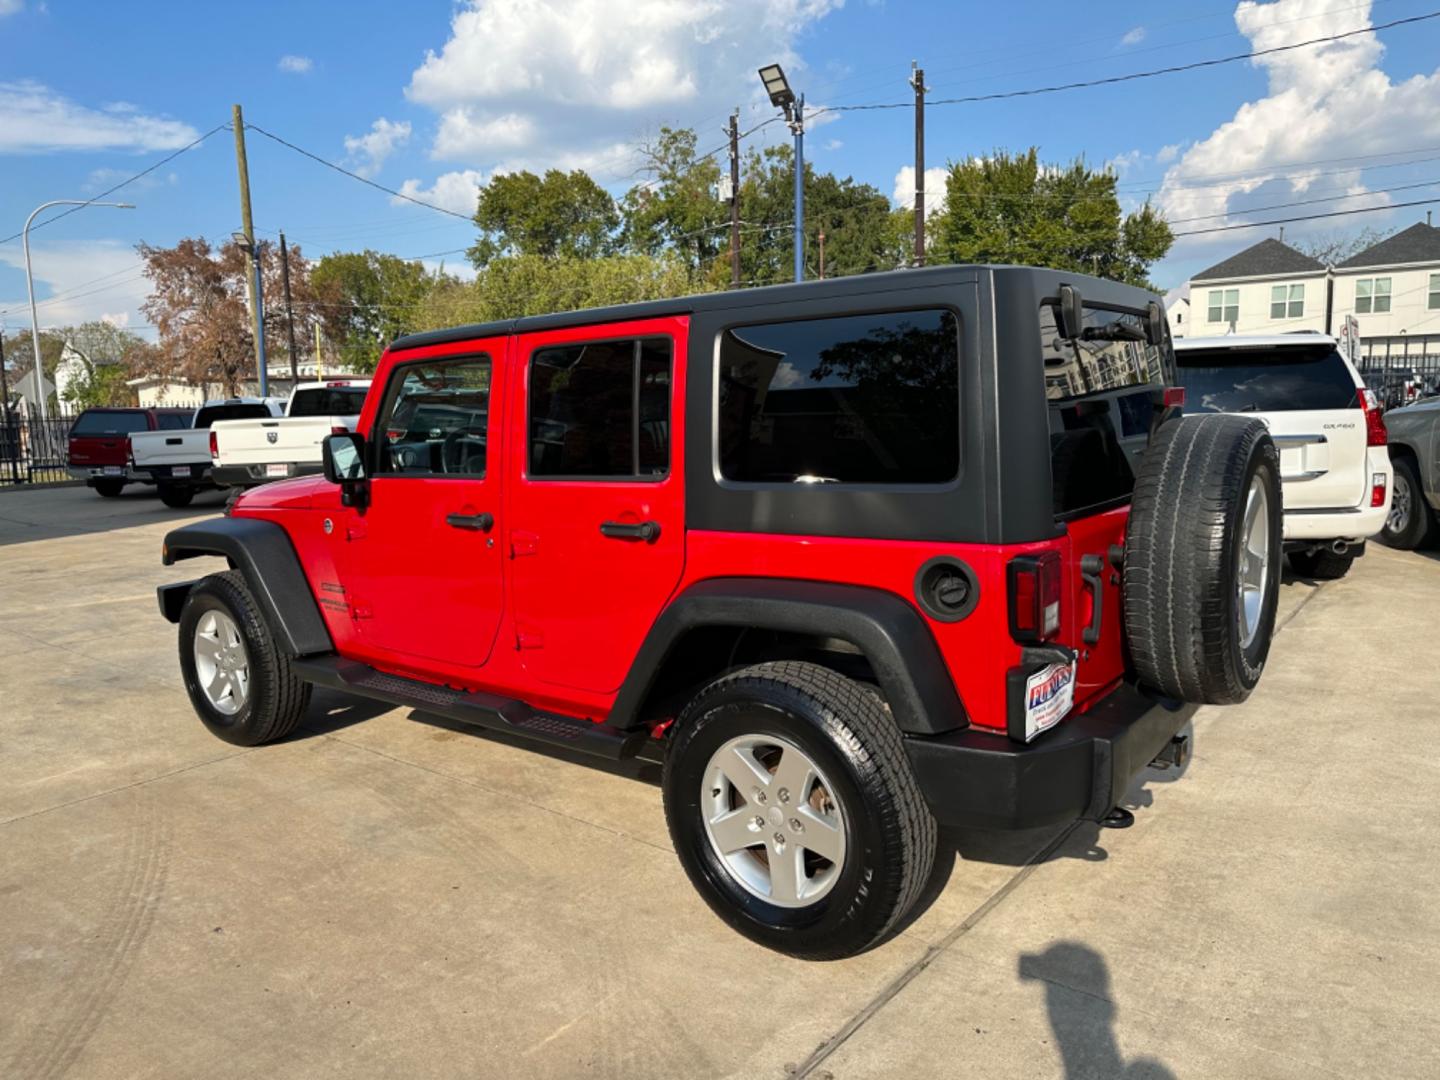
<box><xmin>288</xmin><ymin>387</ymin><xmax>368</xmax><ymax>417</ymax></box>
<box><xmin>70</xmin><ymin>410</ymin><xmax>148</xmax><ymax>436</ymax></box>
<box><xmin>1176</xmin><ymin>344</ymin><xmax>1358</xmax><ymax>412</ymax></box>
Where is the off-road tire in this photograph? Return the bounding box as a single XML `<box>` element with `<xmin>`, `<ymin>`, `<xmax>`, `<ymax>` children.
<box><xmin>1380</xmin><ymin>456</ymin><xmax>1437</xmax><ymax>550</ymax></box>
<box><xmin>158</xmin><ymin>483</ymin><xmax>195</xmax><ymax>509</ymax></box>
<box><xmin>1287</xmin><ymin>548</ymin><xmax>1354</xmax><ymax>580</ymax></box>
<box><xmin>663</xmin><ymin>661</ymin><xmax>936</xmax><ymax>960</ymax></box>
<box><xmin>92</xmin><ymin>479</ymin><xmax>124</xmax><ymax>498</ymax></box>
<box><xmin>178</xmin><ymin>571</ymin><xmax>311</xmax><ymax>746</ymax></box>
<box><xmin>1124</xmin><ymin>414</ymin><xmax>1282</xmax><ymax>705</ymax></box>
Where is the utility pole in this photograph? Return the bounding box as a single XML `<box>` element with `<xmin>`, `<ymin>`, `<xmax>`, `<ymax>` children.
<box><xmin>728</xmin><ymin>110</ymin><xmax>741</xmax><ymax>289</ymax></box>
<box><xmin>315</xmin><ymin>322</ymin><xmax>323</xmax><ymax>378</ymax></box>
<box><xmin>911</xmin><ymin>62</ymin><xmax>927</xmax><ymax>267</ymax></box>
<box><xmin>0</xmin><ymin>329</ymin><xmax>14</xmax><ymax>485</ymax></box>
<box><xmin>792</xmin><ymin>94</ymin><xmax>805</xmax><ymax>283</ymax></box>
<box><xmin>818</xmin><ymin>230</ymin><xmax>826</xmax><ymax>280</ymax></box>
<box><xmin>232</xmin><ymin>104</ymin><xmax>268</xmax><ymax>396</ymax></box>
<box><xmin>279</xmin><ymin>231</ymin><xmax>299</xmax><ymax>391</ymax></box>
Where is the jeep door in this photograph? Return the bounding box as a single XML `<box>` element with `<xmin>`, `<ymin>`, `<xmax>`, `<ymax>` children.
<box><xmin>507</xmin><ymin>317</ymin><xmax>687</xmax><ymax>694</ymax></box>
<box><xmin>340</xmin><ymin>344</ymin><xmax>507</xmax><ymax>668</ymax></box>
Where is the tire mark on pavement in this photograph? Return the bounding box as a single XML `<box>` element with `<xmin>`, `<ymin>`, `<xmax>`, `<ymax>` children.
<box><xmin>5</xmin><ymin>792</ymin><xmax>171</xmax><ymax>1080</ymax></box>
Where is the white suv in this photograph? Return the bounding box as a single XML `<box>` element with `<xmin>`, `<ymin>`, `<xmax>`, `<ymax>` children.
<box><xmin>1174</xmin><ymin>333</ymin><xmax>1391</xmax><ymax>579</ymax></box>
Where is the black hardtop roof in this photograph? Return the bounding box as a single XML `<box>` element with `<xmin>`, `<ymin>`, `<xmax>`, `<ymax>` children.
<box><xmin>388</xmin><ymin>264</ymin><xmax>1161</xmax><ymax>352</ymax></box>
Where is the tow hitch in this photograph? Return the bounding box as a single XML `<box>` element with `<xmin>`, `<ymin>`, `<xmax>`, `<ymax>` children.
<box><xmin>1149</xmin><ymin>733</ymin><xmax>1191</xmax><ymax>772</ymax></box>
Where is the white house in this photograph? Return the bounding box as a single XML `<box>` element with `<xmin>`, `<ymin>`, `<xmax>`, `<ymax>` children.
<box><xmin>1331</xmin><ymin>222</ymin><xmax>1440</xmax><ymax>373</ymax></box>
<box><xmin>1187</xmin><ymin>238</ymin><xmax>1328</xmax><ymax>336</ymax></box>
<box><xmin>1164</xmin><ymin>291</ymin><xmax>1190</xmax><ymax>339</ymax></box>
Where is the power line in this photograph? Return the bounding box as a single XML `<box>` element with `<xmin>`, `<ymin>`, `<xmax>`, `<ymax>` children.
<box><xmin>0</xmin><ymin>124</ymin><xmax>229</xmax><ymax>246</ymax></box>
<box><xmin>822</xmin><ymin>11</ymin><xmax>1440</xmax><ymax>112</ymax></box>
<box><xmin>1172</xmin><ymin>194</ymin><xmax>1440</xmax><ymax>237</ymax></box>
<box><xmin>1165</xmin><ymin>177</ymin><xmax>1440</xmax><ymax>224</ymax></box>
<box><xmin>243</xmin><ymin>122</ymin><xmax>475</xmax><ymax>221</ymax></box>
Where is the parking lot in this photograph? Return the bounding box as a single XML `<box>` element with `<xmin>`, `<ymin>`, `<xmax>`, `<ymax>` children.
<box><xmin>1</xmin><ymin>484</ymin><xmax>1437</xmax><ymax>1080</ymax></box>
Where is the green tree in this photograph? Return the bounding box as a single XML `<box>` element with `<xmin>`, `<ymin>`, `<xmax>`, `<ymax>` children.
<box><xmin>311</xmin><ymin>251</ymin><xmax>442</xmax><ymax>373</ymax></box>
<box><xmin>620</xmin><ymin>127</ymin><xmax>727</xmax><ymax>271</ymax></box>
<box><xmin>468</xmin><ymin>170</ymin><xmax>619</xmax><ymax>268</ymax></box>
<box><xmin>59</xmin><ymin>320</ymin><xmax>148</xmax><ymax>408</ymax></box>
<box><xmin>930</xmin><ymin>149</ymin><xmax>1172</xmax><ymax>286</ymax></box>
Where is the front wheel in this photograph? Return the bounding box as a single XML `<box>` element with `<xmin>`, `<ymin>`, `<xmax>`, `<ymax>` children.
<box><xmin>663</xmin><ymin>661</ymin><xmax>935</xmax><ymax>960</ymax></box>
<box><xmin>178</xmin><ymin>571</ymin><xmax>311</xmax><ymax>746</ymax></box>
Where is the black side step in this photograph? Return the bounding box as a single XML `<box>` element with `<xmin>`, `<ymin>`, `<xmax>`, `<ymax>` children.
<box><xmin>292</xmin><ymin>656</ymin><xmax>647</xmax><ymax>760</ymax></box>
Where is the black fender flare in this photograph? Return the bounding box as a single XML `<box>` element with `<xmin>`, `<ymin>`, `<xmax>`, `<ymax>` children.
<box><xmin>159</xmin><ymin>518</ymin><xmax>333</xmax><ymax>657</ymax></box>
<box><xmin>610</xmin><ymin>577</ymin><xmax>967</xmax><ymax>736</ymax></box>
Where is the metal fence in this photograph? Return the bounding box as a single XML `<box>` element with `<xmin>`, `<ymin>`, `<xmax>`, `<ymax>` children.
<box><xmin>0</xmin><ymin>405</ymin><xmax>81</xmax><ymax>486</ymax></box>
<box><xmin>1357</xmin><ymin>335</ymin><xmax>1440</xmax><ymax>410</ymax></box>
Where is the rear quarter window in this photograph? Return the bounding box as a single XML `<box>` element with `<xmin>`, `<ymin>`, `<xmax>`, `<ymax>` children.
<box><xmin>1175</xmin><ymin>344</ymin><xmax>1358</xmax><ymax>412</ymax></box>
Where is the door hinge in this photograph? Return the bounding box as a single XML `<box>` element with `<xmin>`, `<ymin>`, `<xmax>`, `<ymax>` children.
<box><xmin>351</xmin><ymin>602</ymin><xmax>373</xmax><ymax>621</ymax></box>
<box><xmin>346</xmin><ymin>522</ymin><xmax>367</xmax><ymax>541</ymax></box>
<box><xmin>511</xmin><ymin>530</ymin><xmax>539</xmax><ymax>558</ymax></box>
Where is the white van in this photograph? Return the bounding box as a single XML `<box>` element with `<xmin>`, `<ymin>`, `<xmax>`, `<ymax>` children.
<box><xmin>1174</xmin><ymin>334</ymin><xmax>1391</xmax><ymax>579</ymax></box>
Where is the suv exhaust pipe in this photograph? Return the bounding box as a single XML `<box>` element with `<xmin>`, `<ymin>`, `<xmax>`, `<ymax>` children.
<box><xmin>1330</xmin><ymin>540</ymin><xmax>1349</xmax><ymax>555</ymax></box>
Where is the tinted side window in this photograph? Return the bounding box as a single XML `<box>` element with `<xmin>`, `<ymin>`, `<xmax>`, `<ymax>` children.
<box><xmin>376</xmin><ymin>357</ymin><xmax>490</xmax><ymax>477</ymax></box>
<box><xmin>1175</xmin><ymin>345</ymin><xmax>1358</xmax><ymax>412</ymax></box>
<box><xmin>528</xmin><ymin>338</ymin><xmax>671</xmax><ymax>479</ymax></box>
<box><xmin>1042</xmin><ymin>304</ymin><xmax>1171</xmax><ymax>518</ymax></box>
<box><xmin>718</xmin><ymin>309</ymin><xmax>960</xmax><ymax>485</ymax></box>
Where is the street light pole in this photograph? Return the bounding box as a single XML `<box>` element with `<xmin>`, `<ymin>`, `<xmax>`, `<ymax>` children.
<box><xmin>22</xmin><ymin>199</ymin><xmax>134</xmax><ymax>422</ymax></box>
<box><xmin>791</xmin><ymin>94</ymin><xmax>805</xmax><ymax>283</ymax></box>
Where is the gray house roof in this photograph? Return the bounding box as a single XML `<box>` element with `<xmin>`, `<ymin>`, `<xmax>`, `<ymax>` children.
<box><xmin>1192</xmin><ymin>238</ymin><xmax>1325</xmax><ymax>282</ymax></box>
<box><xmin>1337</xmin><ymin>222</ymin><xmax>1440</xmax><ymax>268</ymax></box>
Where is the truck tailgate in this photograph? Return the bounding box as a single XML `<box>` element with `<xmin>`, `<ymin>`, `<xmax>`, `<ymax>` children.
<box><xmin>130</xmin><ymin>429</ymin><xmax>209</xmax><ymax>468</ymax></box>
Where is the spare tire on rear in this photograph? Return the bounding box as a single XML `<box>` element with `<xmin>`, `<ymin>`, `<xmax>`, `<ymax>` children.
<box><xmin>1123</xmin><ymin>414</ymin><xmax>1282</xmax><ymax>705</ymax></box>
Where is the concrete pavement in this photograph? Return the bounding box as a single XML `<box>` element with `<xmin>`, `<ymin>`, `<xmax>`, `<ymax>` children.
<box><xmin>1</xmin><ymin>485</ymin><xmax>1437</xmax><ymax>1079</ymax></box>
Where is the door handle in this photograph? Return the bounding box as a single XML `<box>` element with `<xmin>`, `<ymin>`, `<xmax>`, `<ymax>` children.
<box><xmin>600</xmin><ymin>520</ymin><xmax>660</xmax><ymax>542</ymax></box>
<box><xmin>1080</xmin><ymin>553</ymin><xmax>1104</xmax><ymax>646</ymax></box>
<box><xmin>446</xmin><ymin>512</ymin><xmax>494</xmax><ymax>532</ymax></box>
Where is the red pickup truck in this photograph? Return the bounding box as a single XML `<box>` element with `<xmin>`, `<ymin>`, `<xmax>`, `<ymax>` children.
<box><xmin>66</xmin><ymin>406</ymin><xmax>191</xmax><ymax>496</ymax></box>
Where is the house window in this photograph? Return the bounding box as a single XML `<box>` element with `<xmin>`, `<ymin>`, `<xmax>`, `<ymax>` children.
<box><xmin>1270</xmin><ymin>283</ymin><xmax>1304</xmax><ymax>320</ymax></box>
<box><xmin>1206</xmin><ymin>289</ymin><xmax>1238</xmax><ymax>326</ymax></box>
<box><xmin>1429</xmin><ymin>273</ymin><xmax>1440</xmax><ymax>310</ymax></box>
<box><xmin>1355</xmin><ymin>277</ymin><xmax>1392</xmax><ymax>315</ymax></box>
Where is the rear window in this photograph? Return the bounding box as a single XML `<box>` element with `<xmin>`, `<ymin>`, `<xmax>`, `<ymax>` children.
<box><xmin>70</xmin><ymin>410</ymin><xmax>148</xmax><ymax>436</ymax></box>
<box><xmin>288</xmin><ymin>387</ymin><xmax>368</xmax><ymax>417</ymax></box>
<box><xmin>1042</xmin><ymin>303</ymin><xmax>1171</xmax><ymax>518</ymax></box>
<box><xmin>1175</xmin><ymin>343</ymin><xmax>1358</xmax><ymax>412</ymax></box>
<box><xmin>195</xmin><ymin>403</ymin><xmax>273</xmax><ymax>427</ymax></box>
<box><xmin>717</xmin><ymin>308</ymin><xmax>960</xmax><ymax>485</ymax></box>
<box><xmin>156</xmin><ymin>412</ymin><xmax>190</xmax><ymax>430</ymax></box>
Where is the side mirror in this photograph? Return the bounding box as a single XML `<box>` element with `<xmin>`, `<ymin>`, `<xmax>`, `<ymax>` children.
<box><xmin>1057</xmin><ymin>284</ymin><xmax>1084</xmax><ymax>340</ymax></box>
<box><xmin>1144</xmin><ymin>300</ymin><xmax>1167</xmax><ymax>347</ymax></box>
<box><xmin>323</xmin><ymin>432</ymin><xmax>368</xmax><ymax>507</ymax></box>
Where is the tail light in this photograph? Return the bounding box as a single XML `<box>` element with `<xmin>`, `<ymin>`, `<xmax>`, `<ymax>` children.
<box><xmin>1008</xmin><ymin>551</ymin><xmax>1062</xmax><ymax>643</ymax></box>
<box><xmin>1371</xmin><ymin>472</ymin><xmax>1388</xmax><ymax>508</ymax></box>
<box><xmin>126</xmin><ymin>438</ymin><xmax>134</xmax><ymax>467</ymax></box>
<box><xmin>209</xmin><ymin>430</ymin><xmax>219</xmax><ymax>459</ymax></box>
<box><xmin>1358</xmin><ymin>388</ymin><xmax>1387</xmax><ymax>446</ymax></box>
<box><xmin>1162</xmin><ymin>386</ymin><xmax>1186</xmax><ymax>409</ymax></box>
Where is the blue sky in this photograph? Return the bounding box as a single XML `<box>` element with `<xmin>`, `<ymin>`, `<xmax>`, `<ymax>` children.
<box><xmin>3</xmin><ymin>0</ymin><xmax>1440</xmax><ymax>339</ymax></box>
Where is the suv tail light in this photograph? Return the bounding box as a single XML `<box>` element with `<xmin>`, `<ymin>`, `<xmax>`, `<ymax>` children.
<box><xmin>1008</xmin><ymin>551</ymin><xmax>1062</xmax><ymax>643</ymax></box>
<box><xmin>1371</xmin><ymin>472</ymin><xmax>1388</xmax><ymax>508</ymax></box>
<box><xmin>209</xmin><ymin>430</ymin><xmax>219</xmax><ymax>459</ymax></box>
<box><xmin>1358</xmin><ymin>388</ymin><xmax>1387</xmax><ymax>446</ymax></box>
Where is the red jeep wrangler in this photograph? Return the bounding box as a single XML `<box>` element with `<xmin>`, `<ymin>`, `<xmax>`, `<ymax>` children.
<box><xmin>158</xmin><ymin>267</ymin><xmax>1282</xmax><ymax>958</ymax></box>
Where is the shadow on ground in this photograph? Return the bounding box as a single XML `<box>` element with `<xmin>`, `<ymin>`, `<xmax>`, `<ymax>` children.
<box><xmin>0</xmin><ymin>484</ymin><xmax>226</xmax><ymax>547</ymax></box>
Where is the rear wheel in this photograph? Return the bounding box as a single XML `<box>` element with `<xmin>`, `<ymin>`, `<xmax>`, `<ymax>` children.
<box><xmin>663</xmin><ymin>661</ymin><xmax>935</xmax><ymax>960</ymax></box>
<box><xmin>178</xmin><ymin>571</ymin><xmax>311</xmax><ymax>746</ymax></box>
<box><xmin>158</xmin><ymin>483</ymin><xmax>195</xmax><ymax>509</ymax></box>
<box><xmin>1287</xmin><ymin>547</ymin><xmax>1355</xmax><ymax>580</ymax></box>
<box><xmin>92</xmin><ymin>479</ymin><xmax>124</xmax><ymax>498</ymax></box>
<box><xmin>1124</xmin><ymin>414</ymin><xmax>1283</xmax><ymax>705</ymax></box>
<box><xmin>1380</xmin><ymin>457</ymin><xmax>1436</xmax><ymax>550</ymax></box>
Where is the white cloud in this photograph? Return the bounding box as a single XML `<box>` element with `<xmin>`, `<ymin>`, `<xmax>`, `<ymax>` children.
<box><xmin>1157</xmin><ymin>0</ymin><xmax>1440</xmax><ymax>239</ymax></box>
<box><xmin>0</xmin><ymin>1</ymin><xmax>23</xmax><ymax>15</ymax></box>
<box><xmin>393</xmin><ymin>170</ymin><xmax>488</xmax><ymax>216</ymax></box>
<box><xmin>892</xmin><ymin>165</ymin><xmax>948</xmax><ymax>217</ymax></box>
<box><xmin>0</xmin><ymin>241</ymin><xmax>150</xmax><ymax>334</ymax></box>
<box><xmin>1121</xmin><ymin>26</ymin><xmax>1146</xmax><ymax>46</ymax></box>
<box><xmin>401</xmin><ymin>0</ymin><xmax>843</xmax><ymax>181</ymax></box>
<box><xmin>0</xmin><ymin>81</ymin><xmax>198</xmax><ymax>154</ymax></box>
<box><xmin>1107</xmin><ymin>149</ymin><xmax>1144</xmax><ymax>176</ymax></box>
<box><xmin>278</xmin><ymin>55</ymin><xmax>313</xmax><ymax>74</ymax></box>
<box><xmin>1155</xmin><ymin>142</ymin><xmax>1183</xmax><ymax>165</ymax></box>
<box><xmin>824</xmin><ymin>138</ymin><xmax>844</xmax><ymax>151</ymax></box>
<box><xmin>343</xmin><ymin>117</ymin><xmax>411</xmax><ymax>178</ymax></box>
<box><xmin>85</xmin><ymin>166</ymin><xmax>177</xmax><ymax>192</ymax></box>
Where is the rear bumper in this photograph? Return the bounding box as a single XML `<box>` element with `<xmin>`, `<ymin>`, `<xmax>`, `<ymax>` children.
<box><xmin>904</xmin><ymin>683</ymin><xmax>1197</xmax><ymax>830</ymax></box>
<box><xmin>68</xmin><ymin>465</ymin><xmax>146</xmax><ymax>484</ymax></box>
<box><xmin>1283</xmin><ymin>502</ymin><xmax>1388</xmax><ymax>542</ymax></box>
<box><xmin>136</xmin><ymin>463</ymin><xmax>215</xmax><ymax>486</ymax></box>
<box><xmin>213</xmin><ymin>462</ymin><xmax>322</xmax><ymax>488</ymax></box>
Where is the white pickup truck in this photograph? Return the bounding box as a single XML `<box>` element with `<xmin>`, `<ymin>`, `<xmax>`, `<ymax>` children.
<box><xmin>129</xmin><ymin>398</ymin><xmax>285</xmax><ymax>507</ymax></box>
<box><xmin>210</xmin><ymin>380</ymin><xmax>371</xmax><ymax>489</ymax></box>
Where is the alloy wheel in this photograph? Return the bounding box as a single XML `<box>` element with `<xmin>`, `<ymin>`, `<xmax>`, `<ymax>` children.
<box><xmin>194</xmin><ymin>609</ymin><xmax>250</xmax><ymax>715</ymax></box>
<box><xmin>1236</xmin><ymin>475</ymin><xmax>1270</xmax><ymax>650</ymax></box>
